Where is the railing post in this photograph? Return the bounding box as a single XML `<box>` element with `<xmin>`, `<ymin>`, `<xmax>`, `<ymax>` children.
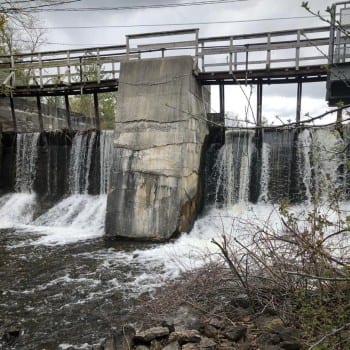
<box><xmin>245</xmin><ymin>46</ymin><xmax>249</xmax><ymax>85</ymax></box>
<box><xmin>97</xmin><ymin>48</ymin><xmax>101</xmax><ymax>84</ymax></box>
<box><xmin>38</xmin><ymin>53</ymin><xmax>43</xmax><ymax>88</ymax></box>
<box><xmin>201</xmin><ymin>42</ymin><xmax>205</xmax><ymax>72</ymax></box>
<box><xmin>266</xmin><ymin>33</ymin><xmax>271</xmax><ymax>70</ymax></box>
<box><xmin>126</xmin><ymin>36</ymin><xmax>130</xmax><ymax>61</ymax></box>
<box><xmin>112</xmin><ymin>61</ymin><xmax>116</xmax><ymax>79</ymax></box>
<box><xmin>194</xmin><ymin>28</ymin><xmax>199</xmax><ymax>70</ymax></box>
<box><xmin>296</xmin><ymin>30</ymin><xmax>300</xmax><ymax>70</ymax></box>
<box><xmin>67</xmin><ymin>51</ymin><xmax>71</xmax><ymax>85</ymax></box>
<box><xmin>36</xmin><ymin>95</ymin><xmax>44</xmax><ymax>132</ymax></box>
<box><xmin>229</xmin><ymin>36</ymin><xmax>233</xmax><ymax>74</ymax></box>
<box><xmin>328</xmin><ymin>4</ymin><xmax>336</xmax><ymax>65</ymax></box>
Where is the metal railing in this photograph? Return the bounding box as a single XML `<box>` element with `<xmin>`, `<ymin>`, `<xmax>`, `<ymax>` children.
<box><xmin>0</xmin><ymin>26</ymin><xmax>332</xmax><ymax>94</ymax></box>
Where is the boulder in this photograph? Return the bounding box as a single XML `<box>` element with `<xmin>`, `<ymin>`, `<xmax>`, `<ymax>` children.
<box><xmin>134</xmin><ymin>327</ymin><xmax>170</xmax><ymax>343</ymax></box>
<box><xmin>169</xmin><ymin>329</ymin><xmax>201</xmax><ymax>345</ymax></box>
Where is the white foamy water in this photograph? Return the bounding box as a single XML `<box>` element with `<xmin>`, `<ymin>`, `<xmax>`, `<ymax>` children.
<box><xmin>0</xmin><ymin>193</ymin><xmax>37</xmax><ymax>227</ymax></box>
<box><xmin>25</xmin><ymin>195</ymin><xmax>106</xmax><ymax>246</ymax></box>
<box><xmin>0</xmin><ymin>193</ymin><xmax>106</xmax><ymax>246</ymax></box>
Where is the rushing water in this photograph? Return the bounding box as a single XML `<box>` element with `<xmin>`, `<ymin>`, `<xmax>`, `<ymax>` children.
<box><xmin>1</xmin><ymin>127</ymin><xmax>350</xmax><ymax>349</ymax></box>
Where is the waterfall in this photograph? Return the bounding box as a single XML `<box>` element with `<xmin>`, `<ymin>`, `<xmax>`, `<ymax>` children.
<box><xmin>223</xmin><ymin>130</ymin><xmax>254</xmax><ymax>205</ymax></box>
<box><xmin>258</xmin><ymin>142</ymin><xmax>271</xmax><ymax>202</ymax></box>
<box><xmin>211</xmin><ymin>126</ymin><xmax>349</xmax><ymax>206</ymax></box>
<box><xmin>99</xmin><ymin>130</ymin><xmax>113</xmax><ymax>194</ymax></box>
<box><xmin>69</xmin><ymin>132</ymin><xmax>97</xmax><ymax>194</ymax></box>
<box><xmin>297</xmin><ymin>129</ymin><xmax>312</xmax><ymax>202</ymax></box>
<box><xmin>15</xmin><ymin>132</ymin><xmax>40</xmax><ymax>193</ymax></box>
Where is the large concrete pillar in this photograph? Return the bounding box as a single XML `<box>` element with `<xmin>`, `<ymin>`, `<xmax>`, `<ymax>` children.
<box><xmin>105</xmin><ymin>56</ymin><xmax>209</xmax><ymax>241</ymax></box>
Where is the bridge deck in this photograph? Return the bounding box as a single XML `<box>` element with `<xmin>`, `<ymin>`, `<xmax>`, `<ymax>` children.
<box><xmin>0</xmin><ymin>26</ymin><xmax>332</xmax><ymax>97</ymax></box>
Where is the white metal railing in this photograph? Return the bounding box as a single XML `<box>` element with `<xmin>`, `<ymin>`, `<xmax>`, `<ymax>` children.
<box><xmin>0</xmin><ymin>26</ymin><xmax>331</xmax><ymax>92</ymax></box>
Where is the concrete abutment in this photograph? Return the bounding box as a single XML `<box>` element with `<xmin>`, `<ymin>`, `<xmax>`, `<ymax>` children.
<box><xmin>105</xmin><ymin>56</ymin><xmax>209</xmax><ymax>241</ymax></box>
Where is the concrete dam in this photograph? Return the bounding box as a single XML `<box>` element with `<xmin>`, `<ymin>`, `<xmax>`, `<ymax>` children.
<box><xmin>0</xmin><ymin>56</ymin><xmax>350</xmax><ymax>241</ymax></box>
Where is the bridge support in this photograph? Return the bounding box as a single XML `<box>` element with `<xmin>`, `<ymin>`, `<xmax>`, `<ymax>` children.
<box><xmin>9</xmin><ymin>95</ymin><xmax>17</xmax><ymax>132</ymax></box>
<box><xmin>296</xmin><ymin>80</ymin><xmax>302</xmax><ymax>123</ymax></box>
<box><xmin>36</xmin><ymin>95</ymin><xmax>44</xmax><ymax>132</ymax></box>
<box><xmin>64</xmin><ymin>94</ymin><xmax>71</xmax><ymax>129</ymax></box>
<box><xmin>93</xmin><ymin>92</ymin><xmax>101</xmax><ymax>130</ymax></box>
<box><xmin>219</xmin><ymin>84</ymin><xmax>225</xmax><ymax>119</ymax></box>
<box><xmin>257</xmin><ymin>80</ymin><xmax>263</xmax><ymax>126</ymax></box>
<box><xmin>105</xmin><ymin>56</ymin><xmax>209</xmax><ymax>241</ymax></box>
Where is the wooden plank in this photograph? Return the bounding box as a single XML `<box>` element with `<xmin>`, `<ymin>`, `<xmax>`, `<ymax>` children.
<box><xmin>0</xmin><ymin>44</ymin><xmax>127</xmax><ymax>59</ymax></box>
<box><xmin>198</xmin><ymin>26</ymin><xmax>329</xmax><ymax>43</ymax></box>
<box><xmin>201</xmin><ymin>38</ymin><xmax>328</xmax><ymax>55</ymax></box>
<box><xmin>134</xmin><ymin>40</ymin><xmax>197</xmax><ymax>51</ymax></box>
<box><xmin>127</xmin><ymin>28</ymin><xmax>198</xmax><ymax>39</ymax></box>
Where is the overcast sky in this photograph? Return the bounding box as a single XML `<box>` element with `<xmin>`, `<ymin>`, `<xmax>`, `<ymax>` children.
<box><xmin>34</xmin><ymin>0</ymin><xmax>341</xmax><ymax>125</ymax></box>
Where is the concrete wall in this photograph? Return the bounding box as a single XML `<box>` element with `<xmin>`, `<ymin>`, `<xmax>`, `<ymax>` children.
<box><xmin>105</xmin><ymin>56</ymin><xmax>209</xmax><ymax>241</ymax></box>
<box><xmin>0</xmin><ymin>97</ymin><xmax>93</xmax><ymax>131</ymax></box>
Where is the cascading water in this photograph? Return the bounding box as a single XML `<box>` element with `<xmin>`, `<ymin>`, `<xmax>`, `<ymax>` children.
<box><xmin>1</xmin><ymin>126</ymin><xmax>350</xmax><ymax>349</ymax></box>
<box><xmin>69</xmin><ymin>131</ymin><xmax>97</xmax><ymax>194</ymax></box>
<box><xmin>99</xmin><ymin>130</ymin><xmax>114</xmax><ymax>194</ymax></box>
<box><xmin>15</xmin><ymin>132</ymin><xmax>40</xmax><ymax>193</ymax></box>
<box><xmin>212</xmin><ymin>126</ymin><xmax>349</xmax><ymax>205</ymax></box>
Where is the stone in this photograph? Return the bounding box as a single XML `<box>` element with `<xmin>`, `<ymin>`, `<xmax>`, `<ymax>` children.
<box><xmin>162</xmin><ymin>342</ymin><xmax>180</xmax><ymax>350</ymax></box>
<box><xmin>199</xmin><ymin>337</ymin><xmax>217</xmax><ymax>350</ymax></box>
<box><xmin>280</xmin><ymin>341</ymin><xmax>301</xmax><ymax>350</ymax></box>
<box><xmin>182</xmin><ymin>344</ymin><xmax>200</xmax><ymax>350</ymax></box>
<box><xmin>224</xmin><ymin>325</ymin><xmax>247</xmax><ymax>342</ymax></box>
<box><xmin>105</xmin><ymin>56</ymin><xmax>209</xmax><ymax>241</ymax></box>
<box><xmin>169</xmin><ymin>330</ymin><xmax>201</xmax><ymax>345</ymax></box>
<box><xmin>150</xmin><ymin>339</ymin><xmax>163</xmax><ymax>350</ymax></box>
<box><xmin>203</xmin><ymin>324</ymin><xmax>218</xmax><ymax>338</ymax></box>
<box><xmin>135</xmin><ymin>346</ymin><xmax>150</xmax><ymax>350</ymax></box>
<box><xmin>161</xmin><ymin>320</ymin><xmax>175</xmax><ymax>333</ymax></box>
<box><xmin>134</xmin><ymin>327</ymin><xmax>170</xmax><ymax>343</ymax></box>
<box><xmin>208</xmin><ymin>318</ymin><xmax>226</xmax><ymax>330</ymax></box>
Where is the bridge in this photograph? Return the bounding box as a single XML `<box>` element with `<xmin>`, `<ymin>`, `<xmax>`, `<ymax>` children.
<box><xmin>1</xmin><ymin>1</ymin><xmax>350</xmax><ymax>131</ymax></box>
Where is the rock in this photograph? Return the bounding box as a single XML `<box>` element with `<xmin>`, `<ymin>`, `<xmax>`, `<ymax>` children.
<box><xmin>150</xmin><ymin>339</ymin><xmax>163</xmax><ymax>350</ymax></box>
<box><xmin>108</xmin><ymin>325</ymin><xmax>135</xmax><ymax>350</ymax></box>
<box><xmin>162</xmin><ymin>342</ymin><xmax>180</xmax><ymax>350</ymax></box>
<box><xmin>169</xmin><ymin>330</ymin><xmax>201</xmax><ymax>345</ymax></box>
<box><xmin>280</xmin><ymin>341</ymin><xmax>301</xmax><ymax>350</ymax></box>
<box><xmin>199</xmin><ymin>337</ymin><xmax>217</xmax><ymax>350</ymax></box>
<box><xmin>224</xmin><ymin>325</ymin><xmax>247</xmax><ymax>342</ymax></box>
<box><xmin>134</xmin><ymin>327</ymin><xmax>170</xmax><ymax>343</ymax></box>
<box><xmin>161</xmin><ymin>320</ymin><xmax>175</xmax><ymax>333</ymax></box>
<box><xmin>136</xmin><ymin>346</ymin><xmax>150</xmax><ymax>350</ymax></box>
<box><xmin>208</xmin><ymin>318</ymin><xmax>226</xmax><ymax>330</ymax></box>
<box><xmin>182</xmin><ymin>344</ymin><xmax>200</xmax><ymax>350</ymax></box>
<box><xmin>203</xmin><ymin>324</ymin><xmax>218</xmax><ymax>338</ymax></box>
